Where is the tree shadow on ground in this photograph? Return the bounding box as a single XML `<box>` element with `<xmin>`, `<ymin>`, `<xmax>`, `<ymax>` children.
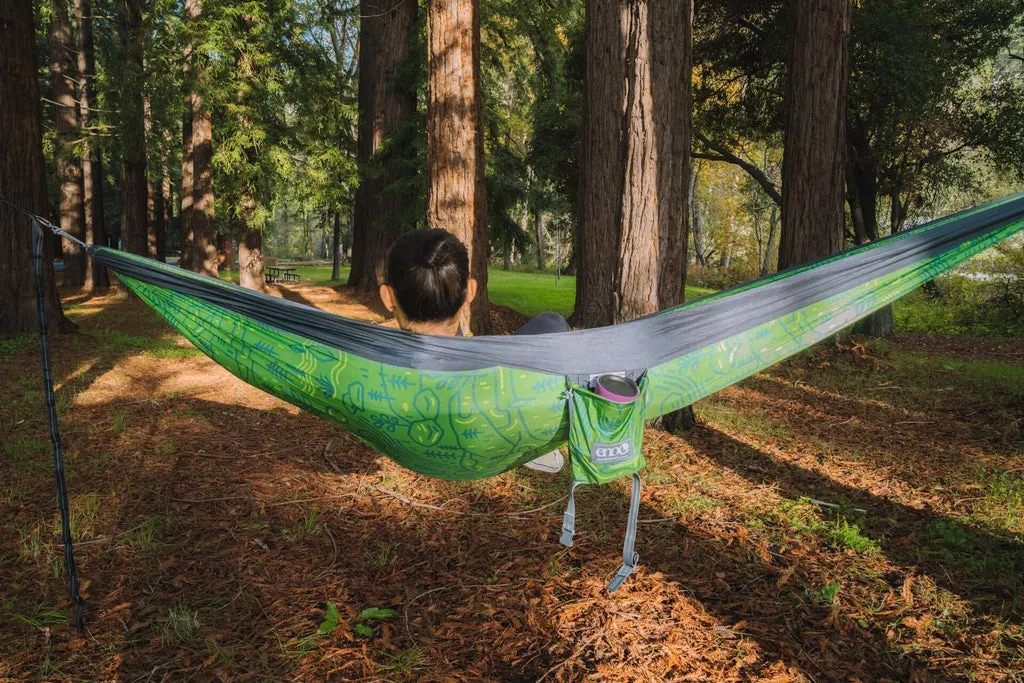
<box><xmin>682</xmin><ymin>423</ymin><xmax>1024</xmax><ymax>620</ymax></box>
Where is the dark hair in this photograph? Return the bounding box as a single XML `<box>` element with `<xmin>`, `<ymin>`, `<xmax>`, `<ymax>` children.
<box><xmin>386</xmin><ymin>229</ymin><xmax>469</xmax><ymax>322</ymax></box>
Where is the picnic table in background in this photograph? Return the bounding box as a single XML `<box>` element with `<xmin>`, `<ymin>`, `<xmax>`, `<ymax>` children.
<box><xmin>266</xmin><ymin>264</ymin><xmax>298</xmax><ymax>283</ymax></box>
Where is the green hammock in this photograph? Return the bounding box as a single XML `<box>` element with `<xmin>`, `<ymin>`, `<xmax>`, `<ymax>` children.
<box><xmin>15</xmin><ymin>192</ymin><xmax>1024</xmax><ymax>607</ymax></box>
<box><xmin>81</xmin><ymin>194</ymin><xmax>1024</xmax><ymax>481</ymax></box>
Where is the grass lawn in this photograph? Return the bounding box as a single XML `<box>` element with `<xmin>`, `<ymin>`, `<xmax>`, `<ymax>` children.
<box><xmin>223</xmin><ymin>264</ymin><xmax>717</xmax><ymax>319</ymax></box>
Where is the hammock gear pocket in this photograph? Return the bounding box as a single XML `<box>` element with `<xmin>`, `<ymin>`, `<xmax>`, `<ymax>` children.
<box><xmin>560</xmin><ymin>374</ymin><xmax>648</xmax><ymax>591</ymax></box>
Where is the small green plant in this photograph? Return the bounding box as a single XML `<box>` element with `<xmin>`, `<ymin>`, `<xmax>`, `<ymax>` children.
<box><xmin>364</xmin><ymin>542</ymin><xmax>396</xmax><ymax>572</ymax></box>
<box><xmin>1</xmin><ymin>485</ymin><xmax>26</xmax><ymax>507</ymax></box>
<box><xmin>828</xmin><ymin>517</ymin><xmax>880</xmax><ymax>553</ymax></box>
<box><xmin>162</xmin><ymin>600</ymin><xmax>201</xmax><ymax>644</ymax></box>
<box><xmin>0</xmin><ymin>333</ymin><xmax>35</xmax><ymax>354</ymax></box>
<box><xmin>318</xmin><ymin>602</ymin><xmax>341</xmax><ymax>636</ymax></box>
<box><xmin>55</xmin><ymin>389</ymin><xmax>74</xmax><ymax>414</ymax></box>
<box><xmin>353</xmin><ymin>606</ymin><xmax>397</xmax><ymax>638</ymax></box>
<box><xmin>67</xmin><ymin>493</ymin><xmax>100</xmax><ymax>537</ymax></box>
<box><xmin>112</xmin><ymin>412</ymin><xmax>129</xmax><ymax>434</ymax></box>
<box><xmin>7</xmin><ymin>605</ymin><xmax>73</xmax><ymax>629</ymax></box>
<box><xmin>17</xmin><ymin>523</ymin><xmax>44</xmax><ymax>562</ymax></box>
<box><xmin>295</xmin><ymin>509</ymin><xmax>321</xmax><ymax>540</ymax></box>
<box><xmin>119</xmin><ymin>516</ymin><xmax>162</xmax><ymax>553</ymax></box>
<box><xmin>666</xmin><ymin>494</ymin><xmax>720</xmax><ymax>517</ymax></box>
<box><xmin>143</xmin><ymin>342</ymin><xmax>202</xmax><ymax>359</ymax></box>
<box><xmin>806</xmin><ymin>581</ymin><xmax>841</xmax><ymax>605</ymax></box>
<box><xmin>379</xmin><ymin>647</ymin><xmax>428</xmax><ymax>675</ymax></box>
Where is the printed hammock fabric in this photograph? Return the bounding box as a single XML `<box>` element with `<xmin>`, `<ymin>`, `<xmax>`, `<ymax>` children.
<box><xmin>90</xmin><ymin>194</ymin><xmax>1024</xmax><ymax>481</ymax></box>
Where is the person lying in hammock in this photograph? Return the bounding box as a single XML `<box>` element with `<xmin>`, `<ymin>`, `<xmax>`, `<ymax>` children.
<box><xmin>379</xmin><ymin>228</ymin><xmax>568</xmax><ymax>473</ymax></box>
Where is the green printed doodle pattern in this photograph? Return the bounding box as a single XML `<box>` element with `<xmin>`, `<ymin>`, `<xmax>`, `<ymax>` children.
<box><xmin>119</xmin><ymin>211</ymin><xmax>1023</xmax><ymax>481</ymax></box>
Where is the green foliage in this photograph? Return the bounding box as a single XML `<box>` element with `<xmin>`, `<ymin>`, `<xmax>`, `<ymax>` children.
<box><xmin>806</xmin><ymin>581</ymin><xmax>841</xmax><ymax>605</ymax></box>
<box><xmin>358</xmin><ymin>607</ymin><xmax>397</xmax><ymax>620</ymax></box>
<box><xmin>894</xmin><ymin>268</ymin><xmax>1024</xmax><ymax>339</ymax></box>
<box><xmin>695</xmin><ymin>0</ymin><xmax>1024</xmax><ymax>253</ymax></box>
<box><xmin>317</xmin><ymin>602</ymin><xmax>340</xmax><ymax>636</ymax></box>
<box><xmin>0</xmin><ymin>334</ymin><xmax>35</xmax><ymax>354</ymax></box>
<box><xmin>352</xmin><ymin>606</ymin><xmax>397</xmax><ymax>639</ymax></box>
<box><xmin>828</xmin><ymin>518</ymin><xmax>880</xmax><ymax>554</ymax></box>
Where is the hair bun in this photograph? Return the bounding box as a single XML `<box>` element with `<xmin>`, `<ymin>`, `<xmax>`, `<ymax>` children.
<box><xmin>421</xmin><ymin>233</ymin><xmax>454</xmax><ymax>269</ymax></box>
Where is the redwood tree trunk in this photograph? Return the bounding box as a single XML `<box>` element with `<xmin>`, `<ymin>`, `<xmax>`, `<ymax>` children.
<box><xmin>238</xmin><ymin>227</ymin><xmax>265</xmax><ymax>291</ymax></box>
<box><xmin>50</xmin><ymin>0</ymin><xmax>86</xmax><ymax>286</ymax></box>
<box><xmin>180</xmin><ymin>100</ymin><xmax>195</xmax><ymax>269</ymax></box>
<box><xmin>778</xmin><ymin>0</ymin><xmax>850</xmax><ymax>270</ymax></box>
<box><xmin>574</xmin><ymin>0</ymin><xmax>692</xmax><ymax>328</ymax></box>
<box><xmin>217</xmin><ymin>232</ymin><xmax>234</xmax><ymax>271</ymax></box>
<box><xmin>331</xmin><ymin>209</ymin><xmax>343</xmax><ymax>280</ymax></box>
<box><xmin>0</xmin><ymin>0</ymin><xmax>73</xmax><ymax>333</ymax></box>
<box><xmin>189</xmin><ymin>103</ymin><xmax>217</xmax><ymax>274</ymax></box>
<box><xmin>349</xmin><ymin>0</ymin><xmax>418</xmax><ymax>297</ymax></box>
<box><xmin>76</xmin><ymin>0</ymin><xmax>108</xmax><ymax>287</ymax></box>
<box><xmin>155</xmin><ymin>161</ymin><xmax>167</xmax><ymax>261</ymax></box>
<box><xmin>426</xmin><ymin>0</ymin><xmax>490</xmax><ymax>334</ymax></box>
<box><xmin>118</xmin><ymin>0</ymin><xmax>148</xmax><ymax>257</ymax></box>
<box><xmin>181</xmin><ymin>0</ymin><xmax>217</xmax><ymax>276</ymax></box>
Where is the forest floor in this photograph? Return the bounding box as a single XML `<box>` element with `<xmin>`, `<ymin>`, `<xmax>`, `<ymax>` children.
<box><xmin>1</xmin><ymin>278</ymin><xmax>1023</xmax><ymax>681</ymax></box>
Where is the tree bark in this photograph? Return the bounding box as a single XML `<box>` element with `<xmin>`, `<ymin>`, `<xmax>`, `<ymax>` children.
<box><xmin>426</xmin><ymin>0</ymin><xmax>490</xmax><ymax>334</ymax></box>
<box><xmin>332</xmin><ymin>210</ymin><xmax>343</xmax><ymax>280</ymax></box>
<box><xmin>778</xmin><ymin>0</ymin><xmax>850</xmax><ymax>271</ymax></box>
<box><xmin>238</xmin><ymin>227</ymin><xmax>265</xmax><ymax>291</ymax></box>
<box><xmin>216</xmin><ymin>232</ymin><xmax>234</xmax><ymax>271</ymax></box>
<box><xmin>180</xmin><ymin>96</ymin><xmax>195</xmax><ymax>268</ymax></box>
<box><xmin>50</xmin><ymin>0</ymin><xmax>86</xmax><ymax>287</ymax></box>
<box><xmin>75</xmin><ymin>0</ymin><xmax>108</xmax><ymax>287</ymax></box>
<box><xmin>143</xmin><ymin>92</ymin><xmax>165</xmax><ymax>261</ymax></box>
<box><xmin>762</xmin><ymin>204</ymin><xmax>779</xmax><ymax>275</ymax></box>
<box><xmin>155</xmin><ymin>160</ymin><xmax>168</xmax><ymax>261</ymax></box>
<box><xmin>575</xmin><ymin>0</ymin><xmax>694</xmax><ymax>428</ymax></box>
<box><xmin>0</xmin><ymin>0</ymin><xmax>73</xmax><ymax>333</ymax></box>
<box><xmin>574</xmin><ymin>0</ymin><xmax>692</xmax><ymax>328</ymax></box>
<box><xmin>189</xmin><ymin>102</ymin><xmax>217</xmax><ymax>274</ymax></box>
<box><xmin>534</xmin><ymin>207</ymin><xmax>545</xmax><ymax>270</ymax></box>
<box><xmin>180</xmin><ymin>0</ymin><xmax>217</xmax><ymax>276</ymax></box>
<box><xmin>349</xmin><ymin>0</ymin><xmax>418</xmax><ymax>297</ymax></box>
<box><xmin>117</xmin><ymin>0</ymin><xmax>148</xmax><ymax>257</ymax></box>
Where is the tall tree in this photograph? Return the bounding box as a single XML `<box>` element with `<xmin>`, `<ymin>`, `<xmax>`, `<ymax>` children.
<box><xmin>331</xmin><ymin>210</ymin><xmax>344</xmax><ymax>280</ymax></box>
<box><xmin>117</xmin><ymin>0</ymin><xmax>149</xmax><ymax>256</ymax></box>
<box><xmin>50</xmin><ymin>0</ymin><xmax>87</xmax><ymax>287</ymax></box>
<box><xmin>180</xmin><ymin>0</ymin><xmax>218</xmax><ymax>276</ymax></box>
<box><xmin>75</xmin><ymin>0</ymin><xmax>108</xmax><ymax>287</ymax></box>
<box><xmin>144</xmin><ymin>92</ymin><xmax>166</xmax><ymax>261</ymax></box>
<box><xmin>0</xmin><ymin>0</ymin><xmax>72</xmax><ymax>333</ymax></box>
<box><xmin>348</xmin><ymin>0</ymin><xmax>419</xmax><ymax>297</ymax></box>
<box><xmin>778</xmin><ymin>0</ymin><xmax>850</xmax><ymax>270</ymax></box>
<box><xmin>573</xmin><ymin>0</ymin><xmax>693</xmax><ymax>327</ymax></box>
<box><xmin>426</xmin><ymin>0</ymin><xmax>490</xmax><ymax>333</ymax></box>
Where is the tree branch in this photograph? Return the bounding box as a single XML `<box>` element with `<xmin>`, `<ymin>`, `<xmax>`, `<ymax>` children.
<box><xmin>693</xmin><ymin>131</ymin><xmax>782</xmax><ymax>206</ymax></box>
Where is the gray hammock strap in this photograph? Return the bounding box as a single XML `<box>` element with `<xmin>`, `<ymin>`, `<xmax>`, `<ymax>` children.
<box><xmin>607</xmin><ymin>473</ymin><xmax>642</xmax><ymax>592</ymax></box>
<box><xmin>32</xmin><ymin>219</ymin><xmax>86</xmax><ymax>631</ymax></box>
<box><xmin>559</xmin><ymin>480</ymin><xmax>585</xmax><ymax>548</ymax></box>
